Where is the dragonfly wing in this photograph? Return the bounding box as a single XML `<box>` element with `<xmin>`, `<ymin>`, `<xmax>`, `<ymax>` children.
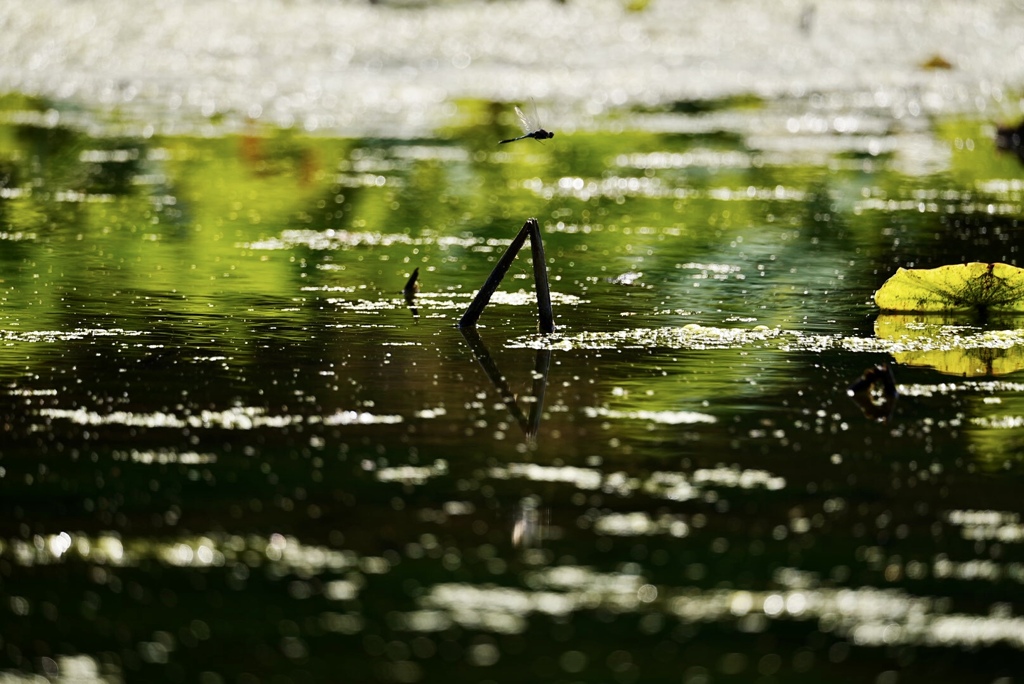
<box><xmin>513</xmin><ymin>106</ymin><xmax>533</xmax><ymax>134</ymax></box>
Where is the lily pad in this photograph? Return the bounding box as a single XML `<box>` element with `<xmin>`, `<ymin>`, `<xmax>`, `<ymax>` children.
<box><xmin>874</xmin><ymin>262</ymin><xmax>1024</xmax><ymax>313</ymax></box>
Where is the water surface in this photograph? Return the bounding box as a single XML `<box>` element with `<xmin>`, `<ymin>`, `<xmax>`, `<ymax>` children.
<box><xmin>3</xmin><ymin>2</ymin><xmax>1024</xmax><ymax>683</ymax></box>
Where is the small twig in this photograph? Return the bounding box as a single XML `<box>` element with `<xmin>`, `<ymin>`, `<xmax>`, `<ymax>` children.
<box><xmin>458</xmin><ymin>218</ymin><xmax>555</xmax><ymax>333</ymax></box>
<box><xmin>402</xmin><ymin>267</ymin><xmax>420</xmax><ymax>296</ymax></box>
<box><xmin>403</xmin><ymin>267</ymin><xmax>420</xmax><ymax>319</ymax></box>
<box><xmin>526</xmin><ymin>348</ymin><xmax>552</xmax><ymax>439</ymax></box>
<box><xmin>458</xmin><ymin>326</ymin><xmax>529</xmax><ymax>431</ymax></box>
<box><xmin>528</xmin><ymin>219</ymin><xmax>555</xmax><ymax>334</ymax></box>
<box><xmin>458</xmin><ymin>220</ymin><xmax>531</xmax><ymax>329</ymax></box>
<box><xmin>459</xmin><ymin>326</ymin><xmax>552</xmax><ymax>443</ymax></box>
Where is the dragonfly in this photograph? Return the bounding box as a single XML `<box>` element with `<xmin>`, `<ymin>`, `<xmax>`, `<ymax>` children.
<box><xmin>499</xmin><ymin>103</ymin><xmax>554</xmax><ymax>144</ymax></box>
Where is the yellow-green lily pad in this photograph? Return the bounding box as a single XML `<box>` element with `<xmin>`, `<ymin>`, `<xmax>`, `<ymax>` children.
<box><xmin>874</xmin><ymin>262</ymin><xmax>1024</xmax><ymax>313</ymax></box>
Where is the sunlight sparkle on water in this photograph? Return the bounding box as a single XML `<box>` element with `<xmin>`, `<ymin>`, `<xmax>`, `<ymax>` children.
<box><xmin>616</xmin><ymin>150</ymin><xmax>753</xmax><ymax>170</ymax></box>
<box><xmin>1</xmin><ymin>532</ymin><xmax>364</xmax><ymax>575</ymax></box>
<box><xmin>37</xmin><ymin>406</ymin><xmax>402</xmax><ymax>429</ymax></box>
<box><xmin>244</xmin><ymin>229</ymin><xmax>485</xmax><ymax>252</ymax></box>
<box><xmin>487</xmin><ymin>463</ymin><xmax>785</xmax><ymax>501</ymax></box>
<box><xmin>113</xmin><ymin>449</ymin><xmax>217</xmax><ymax>465</ymax></box>
<box><xmin>592</xmin><ymin>512</ymin><xmax>690</xmax><ymax>538</ymax></box>
<box><xmin>3</xmin><ymin>1</ymin><xmax>1024</xmax><ymax>680</ymax></box>
<box><xmin>0</xmin><ymin>328</ymin><xmax>146</xmax><ymax>343</ymax></box>
<box><xmin>947</xmin><ymin>509</ymin><xmax>1024</xmax><ymax>543</ymax></box>
<box><xmin>0</xmin><ymin>655</ymin><xmax>117</xmax><ymax>684</ymax></box>
<box><xmin>584</xmin><ymin>406</ymin><xmax>716</xmax><ymax>425</ymax></box>
<box><xmin>373</xmin><ymin>460</ymin><xmax>449</xmax><ymax>485</ymax></box>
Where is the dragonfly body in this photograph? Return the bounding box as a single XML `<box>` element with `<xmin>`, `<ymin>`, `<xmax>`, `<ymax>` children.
<box><xmin>500</xmin><ymin>129</ymin><xmax>555</xmax><ymax>144</ymax></box>
<box><xmin>499</xmin><ymin>105</ymin><xmax>555</xmax><ymax>144</ymax></box>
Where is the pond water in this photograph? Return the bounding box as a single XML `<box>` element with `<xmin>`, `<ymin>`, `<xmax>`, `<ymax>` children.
<box><xmin>4</xmin><ymin>1</ymin><xmax>1024</xmax><ymax>683</ymax></box>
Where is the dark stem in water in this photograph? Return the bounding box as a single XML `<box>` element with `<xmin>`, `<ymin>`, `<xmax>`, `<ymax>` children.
<box><xmin>458</xmin><ymin>218</ymin><xmax>555</xmax><ymax>334</ymax></box>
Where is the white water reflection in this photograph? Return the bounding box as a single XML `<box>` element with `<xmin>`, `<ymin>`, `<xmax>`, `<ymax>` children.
<box><xmin>0</xmin><ymin>532</ymin><xmax>363</xmax><ymax>574</ymax></box>
<box><xmin>592</xmin><ymin>512</ymin><xmax>691</xmax><ymax>538</ymax></box>
<box><xmin>488</xmin><ymin>463</ymin><xmax>786</xmax><ymax>501</ymax></box>
<box><xmin>4</xmin><ymin>527</ymin><xmax>1024</xmax><ymax>660</ymax></box>
<box><xmin>245</xmin><ymin>228</ymin><xmax>507</xmax><ymax>252</ymax></box>
<box><xmin>508</xmin><ymin>325</ymin><xmax>1024</xmax><ymax>361</ymax></box>
<box><xmin>0</xmin><ymin>328</ymin><xmax>146</xmax><ymax>343</ymax></box>
<box><xmin>412</xmin><ymin>565</ymin><xmax>1024</xmax><ymax>651</ymax></box>
<box><xmin>583</xmin><ymin>406</ymin><xmax>716</xmax><ymax>425</ymax></box>
<box><xmin>898</xmin><ymin>380</ymin><xmax>1024</xmax><ymax>397</ymax></box>
<box><xmin>37</xmin><ymin>406</ymin><xmax>402</xmax><ymax>429</ymax></box>
<box><xmin>528</xmin><ymin>174</ymin><xmax>806</xmax><ymax>203</ymax></box>
<box><xmin>3</xmin><ymin>0</ymin><xmax>1019</xmax><ymax>140</ymax></box>
<box><xmin>114</xmin><ymin>449</ymin><xmax>217</xmax><ymax>465</ymax></box>
<box><xmin>323</xmin><ymin>289</ymin><xmax>585</xmax><ymax>314</ymax></box>
<box><xmin>2</xmin><ymin>7</ymin><xmax>1023</xmax><ymax>684</ymax></box>
<box><xmin>418</xmin><ymin>567</ymin><xmax>645</xmax><ymax>634</ymax></box>
<box><xmin>0</xmin><ymin>655</ymin><xmax>118</xmax><ymax>684</ymax></box>
<box><xmin>970</xmin><ymin>414</ymin><xmax>1024</xmax><ymax>429</ymax></box>
<box><xmin>373</xmin><ymin>459</ymin><xmax>449</xmax><ymax>485</ymax></box>
<box><xmin>947</xmin><ymin>509</ymin><xmax>1024</xmax><ymax>543</ymax></box>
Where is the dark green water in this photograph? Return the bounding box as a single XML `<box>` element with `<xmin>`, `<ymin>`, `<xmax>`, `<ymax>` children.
<box><xmin>2</xmin><ymin>96</ymin><xmax>1024</xmax><ymax>683</ymax></box>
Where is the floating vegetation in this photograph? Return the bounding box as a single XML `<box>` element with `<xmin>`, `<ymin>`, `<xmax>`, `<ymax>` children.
<box><xmin>896</xmin><ymin>380</ymin><xmax>1024</xmax><ymax>397</ymax></box>
<box><xmin>510</xmin><ymin>324</ymin><xmax>789</xmax><ymax>351</ymax></box>
<box><xmin>606</xmin><ymin>270</ymin><xmax>646</xmax><ymax>286</ymax></box>
<box><xmin>507</xmin><ymin>322</ymin><xmax>1024</xmax><ymax>377</ymax></box>
<box><xmin>327</xmin><ymin>298</ymin><xmax>403</xmax><ymax>314</ymax></box>
<box><xmin>676</xmin><ymin>262</ymin><xmax>744</xmax><ymax>278</ymax></box>
<box><xmin>0</xmin><ymin>328</ymin><xmax>147</xmax><ymax>343</ymax></box>
<box><xmin>324</xmin><ymin>290</ymin><xmax>585</xmax><ymax>314</ymax></box>
<box><xmin>874</xmin><ymin>262</ymin><xmax>1024</xmax><ymax>313</ymax></box>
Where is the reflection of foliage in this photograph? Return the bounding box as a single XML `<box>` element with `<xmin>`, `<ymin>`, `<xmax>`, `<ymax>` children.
<box><xmin>0</xmin><ymin>121</ymin><xmax>347</xmax><ymax>359</ymax></box>
<box><xmin>875</xmin><ymin>263</ymin><xmax>1024</xmax><ymax>314</ymax></box>
<box><xmin>1</xmin><ymin>105</ymin><xmax>1023</xmax><ymax>383</ymax></box>
<box><xmin>11</xmin><ymin>123</ymin><xmax>81</xmax><ymax>189</ymax></box>
<box><xmin>964</xmin><ymin>395</ymin><xmax>1024</xmax><ymax>472</ymax></box>
<box><xmin>0</xmin><ymin>158</ymin><xmax>16</xmax><ymax>188</ymax></box>
<box><xmin>79</xmin><ymin>138</ymin><xmax>145</xmax><ymax>195</ymax></box>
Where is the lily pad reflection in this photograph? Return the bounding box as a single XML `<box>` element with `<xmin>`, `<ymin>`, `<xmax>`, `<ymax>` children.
<box><xmin>874</xmin><ymin>315</ymin><xmax>1024</xmax><ymax>376</ymax></box>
